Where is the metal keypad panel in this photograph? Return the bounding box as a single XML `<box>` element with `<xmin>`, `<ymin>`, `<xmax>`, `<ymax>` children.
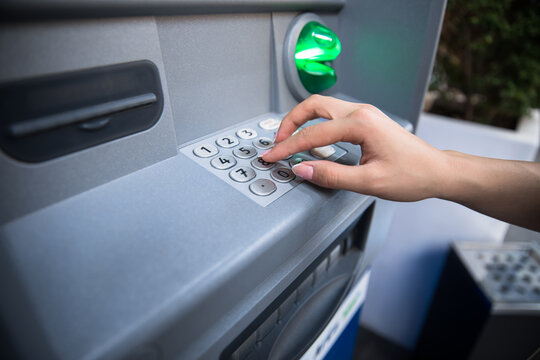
<box><xmin>180</xmin><ymin>115</ymin><xmax>348</xmax><ymax>207</ymax></box>
<box><xmin>460</xmin><ymin>244</ymin><xmax>540</xmax><ymax>304</ymax></box>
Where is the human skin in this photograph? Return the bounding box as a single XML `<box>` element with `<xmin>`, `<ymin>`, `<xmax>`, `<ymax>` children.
<box><xmin>262</xmin><ymin>95</ymin><xmax>540</xmax><ymax>231</ymax></box>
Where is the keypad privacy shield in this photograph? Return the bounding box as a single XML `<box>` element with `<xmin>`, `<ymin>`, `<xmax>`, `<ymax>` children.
<box><xmin>180</xmin><ymin>116</ymin><xmax>348</xmax><ymax>206</ymax></box>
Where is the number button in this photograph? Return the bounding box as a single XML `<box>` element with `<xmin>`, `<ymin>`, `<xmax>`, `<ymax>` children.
<box><xmin>193</xmin><ymin>143</ymin><xmax>218</xmax><ymax>158</ymax></box>
<box><xmin>216</xmin><ymin>135</ymin><xmax>239</xmax><ymax>148</ymax></box>
<box><xmin>253</xmin><ymin>137</ymin><xmax>274</xmax><ymax>150</ymax></box>
<box><xmin>249</xmin><ymin>179</ymin><xmax>277</xmax><ymax>196</ymax></box>
<box><xmin>233</xmin><ymin>145</ymin><xmax>257</xmax><ymax>159</ymax></box>
<box><xmin>229</xmin><ymin>166</ymin><xmax>256</xmax><ymax>183</ymax></box>
<box><xmin>251</xmin><ymin>157</ymin><xmax>275</xmax><ymax>170</ymax></box>
<box><xmin>236</xmin><ymin>127</ymin><xmax>258</xmax><ymax>140</ymax></box>
<box><xmin>210</xmin><ymin>155</ymin><xmax>237</xmax><ymax>170</ymax></box>
<box><xmin>271</xmin><ymin>167</ymin><xmax>296</xmax><ymax>183</ymax></box>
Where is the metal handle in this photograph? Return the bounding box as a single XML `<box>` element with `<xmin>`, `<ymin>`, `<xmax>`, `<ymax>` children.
<box><xmin>9</xmin><ymin>92</ymin><xmax>157</xmax><ymax>138</ymax></box>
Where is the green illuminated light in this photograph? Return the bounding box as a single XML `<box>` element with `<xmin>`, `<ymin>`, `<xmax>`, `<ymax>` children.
<box><xmin>294</xmin><ymin>21</ymin><xmax>341</xmax><ymax>94</ymax></box>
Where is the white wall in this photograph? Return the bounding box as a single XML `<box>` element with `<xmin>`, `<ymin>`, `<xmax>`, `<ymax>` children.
<box><xmin>360</xmin><ymin>111</ymin><xmax>540</xmax><ymax>349</ymax></box>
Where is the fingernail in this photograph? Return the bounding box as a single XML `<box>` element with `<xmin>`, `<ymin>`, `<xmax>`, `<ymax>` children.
<box><xmin>273</xmin><ymin>132</ymin><xmax>279</xmax><ymax>142</ymax></box>
<box><xmin>261</xmin><ymin>149</ymin><xmax>271</xmax><ymax>157</ymax></box>
<box><xmin>292</xmin><ymin>164</ymin><xmax>314</xmax><ymax>180</ymax></box>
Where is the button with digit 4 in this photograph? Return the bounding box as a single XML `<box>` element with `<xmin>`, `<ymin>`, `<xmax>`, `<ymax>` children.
<box><xmin>236</xmin><ymin>128</ymin><xmax>258</xmax><ymax>140</ymax></box>
<box><xmin>216</xmin><ymin>135</ymin><xmax>239</xmax><ymax>148</ymax></box>
<box><xmin>249</xmin><ymin>179</ymin><xmax>277</xmax><ymax>196</ymax></box>
<box><xmin>251</xmin><ymin>157</ymin><xmax>275</xmax><ymax>170</ymax></box>
<box><xmin>233</xmin><ymin>145</ymin><xmax>258</xmax><ymax>159</ymax></box>
<box><xmin>253</xmin><ymin>137</ymin><xmax>274</xmax><ymax>150</ymax></box>
<box><xmin>271</xmin><ymin>167</ymin><xmax>296</xmax><ymax>183</ymax></box>
<box><xmin>193</xmin><ymin>143</ymin><xmax>218</xmax><ymax>158</ymax></box>
<box><xmin>211</xmin><ymin>155</ymin><xmax>236</xmax><ymax>170</ymax></box>
<box><xmin>229</xmin><ymin>166</ymin><xmax>256</xmax><ymax>182</ymax></box>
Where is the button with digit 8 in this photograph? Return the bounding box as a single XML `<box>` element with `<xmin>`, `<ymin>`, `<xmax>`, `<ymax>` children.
<box><xmin>251</xmin><ymin>157</ymin><xmax>275</xmax><ymax>170</ymax></box>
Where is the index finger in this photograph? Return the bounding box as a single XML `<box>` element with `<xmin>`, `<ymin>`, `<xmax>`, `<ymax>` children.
<box><xmin>274</xmin><ymin>95</ymin><xmax>356</xmax><ymax>143</ymax></box>
<box><xmin>263</xmin><ymin>119</ymin><xmax>353</xmax><ymax>162</ymax></box>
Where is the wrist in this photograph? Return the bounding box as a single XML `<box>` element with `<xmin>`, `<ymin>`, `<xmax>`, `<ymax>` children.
<box><xmin>436</xmin><ymin>150</ymin><xmax>475</xmax><ymax>202</ymax></box>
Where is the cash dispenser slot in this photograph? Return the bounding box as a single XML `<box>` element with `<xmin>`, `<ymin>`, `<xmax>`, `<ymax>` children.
<box><xmin>0</xmin><ymin>60</ymin><xmax>163</xmax><ymax>162</ymax></box>
<box><xmin>221</xmin><ymin>204</ymin><xmax>373</xmax><ymax>360</ymax></box>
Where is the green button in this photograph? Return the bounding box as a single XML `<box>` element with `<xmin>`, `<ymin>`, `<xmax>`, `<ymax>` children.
<box><xmin>295</xmin><ymin>21</ymin><xmax>341</xmax><ymax>94</ymax></box>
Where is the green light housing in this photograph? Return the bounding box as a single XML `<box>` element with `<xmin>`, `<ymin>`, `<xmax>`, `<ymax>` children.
<box><xmin>294</xmin><ymin>21</ymin><xmax>341</xmax><ymax>94</ymax></box>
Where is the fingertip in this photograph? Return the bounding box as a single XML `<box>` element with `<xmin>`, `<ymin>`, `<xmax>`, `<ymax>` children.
<box><xmin>292</xmin><ymin>163</ymin><xmax>314</xmax><ymax>180</ymax></box>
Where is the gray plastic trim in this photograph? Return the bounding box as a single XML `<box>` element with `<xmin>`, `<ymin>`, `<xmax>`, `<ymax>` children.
<box><xmin>283</xmin><ymin>12</ymin><xmax>326</xmax><ymax>102</ymax></box>
<box><xmin>0</xmin><ymin>0</ymin><xmax>345</xmax><ymax>20</ymax></box>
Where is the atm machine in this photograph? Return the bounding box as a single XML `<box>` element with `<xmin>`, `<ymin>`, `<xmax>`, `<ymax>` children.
<box><xmin>0</xmin><ymin>1</ymin><xmax>446</xmax><ymax>359</ymax></box>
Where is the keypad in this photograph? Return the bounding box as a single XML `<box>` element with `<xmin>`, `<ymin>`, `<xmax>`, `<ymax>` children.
<box><xmin>180</xmin><ymin>115</ymin><xmax>350</xmax><ymax>207</ymax></box>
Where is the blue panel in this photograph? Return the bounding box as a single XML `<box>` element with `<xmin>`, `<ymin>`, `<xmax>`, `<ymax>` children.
<box><xmin>324</xmin><ymin>308</ymin><xmax>361</xmax><ymax>360</ymax></box>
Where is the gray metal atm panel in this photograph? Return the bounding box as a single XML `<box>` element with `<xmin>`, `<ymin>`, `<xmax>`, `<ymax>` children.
<box><xmin>337</xmin><ymin>0</ymin><xmax>446</xmax><ymax>126</ymax></box>
<box><xmin>157</xmin><ymin>14</ymin><xmax>272</xmax><ymax>145</ymax></box>
<box><xmin>0</xmin><ymin>141</ymin><xmax>372</xmax><ymax>360</ymax></box>
<box><xmin>0</xmin><ymin>18</ymin><xmax>178</xmax><ymax>225</ymax></box>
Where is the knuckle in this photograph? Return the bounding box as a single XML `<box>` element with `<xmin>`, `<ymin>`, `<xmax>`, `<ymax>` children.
<box><xmin>316</xmin><ymin>165</ymin><xmax>340</xmax><ymax>188</ymax></box>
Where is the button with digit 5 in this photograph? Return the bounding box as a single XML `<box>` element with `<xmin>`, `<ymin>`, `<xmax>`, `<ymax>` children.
<box><xmin>233</xmin><ymin>146</ymin><xmax>258</xmax><ymax>159</ymax></box>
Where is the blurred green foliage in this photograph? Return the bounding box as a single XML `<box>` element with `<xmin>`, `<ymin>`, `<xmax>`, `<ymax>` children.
<box><xmin>430</xmin><ymin>0</ymin><xmax>540</xmax><ymax>129</ymax></box>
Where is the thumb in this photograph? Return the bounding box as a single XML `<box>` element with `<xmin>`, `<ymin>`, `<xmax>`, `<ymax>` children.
<box><xmin>291</xmin><ymin>160</ymin><xmax>369</xmax><ymax>192</ymax></box>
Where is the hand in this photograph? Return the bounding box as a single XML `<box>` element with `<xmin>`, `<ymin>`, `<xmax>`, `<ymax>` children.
<box><xmin>262</xmin><ymin>95</ymin><xmax>448</xmax><ymax>202</ymax></box>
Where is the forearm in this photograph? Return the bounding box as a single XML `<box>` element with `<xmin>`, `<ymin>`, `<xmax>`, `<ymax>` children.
<box><xmin>438</xmin><ymin>151</ymin><xmax>540</xmax><ymax>231</ymax></box>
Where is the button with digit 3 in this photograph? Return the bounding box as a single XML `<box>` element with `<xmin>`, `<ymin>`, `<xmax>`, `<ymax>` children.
<box><xmin>193</xmin><ymin>143</ymin><xmax>218</xmax><ymax>158</ymax></box>
<box><xmin>251</xmin><ymin>157</ymin><xmax>275</xmax><ymax>170</ymax></box>
<box><xmin>236</xmin><ymin>128</ymin><xmax>258</xmax><ymax>140</ymax></box>
<box><xmin>211</xmin><ymin>155</ymin><xmax>237</xmax><ymax>170</ymax></box>
<box><xmin>249</xmin><ymin>179</ymin><xmax>277</xmax><ymax>196</ymax></box>
<box><xmin>216</xmin><ymin>135</ymin><xmax>239</xmax><ymax>148</ymax></box>
<box><xmin>229</xmin><ymin>167</ymin><xmax>256</xmax><ymax>182</ymax></box>
<box><xmin>253</xmin><ymin>137</ymin><xmax>274</xmax><ymax>150</ymax></box>
<box><xmin>271</xmin><ymin>167</ymin><xmax>296</xmax><ymax>183</ymax></box>
<box><xmin>233</xmin><ymin>145</ymin><xmax>258</xmax><ymax>159</ymax></box>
